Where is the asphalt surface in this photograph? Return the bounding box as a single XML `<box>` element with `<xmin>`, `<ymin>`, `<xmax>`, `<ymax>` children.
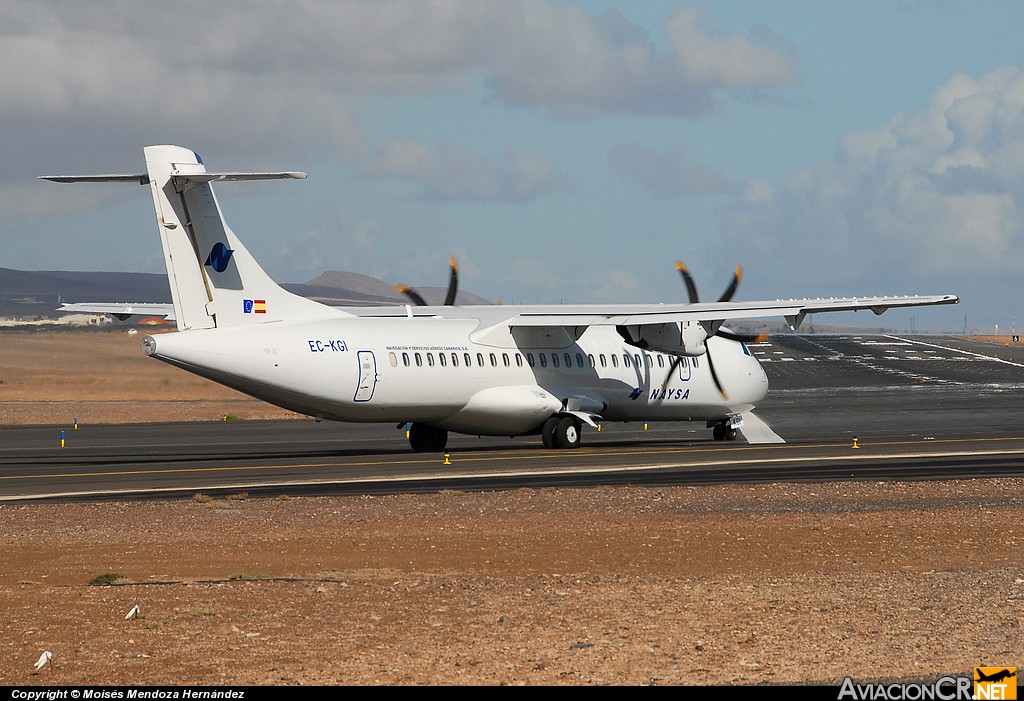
<box><xmin>2</xmin><ymin>334</ymin><xmax>1022</xmax><ymax>502</ymax></box>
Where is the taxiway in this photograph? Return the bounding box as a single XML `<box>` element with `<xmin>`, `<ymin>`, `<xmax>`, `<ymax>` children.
<box><xmin>2</xmin><ymin>334</ymin><xmax>1022</xmax><ymax>502</ymax></box>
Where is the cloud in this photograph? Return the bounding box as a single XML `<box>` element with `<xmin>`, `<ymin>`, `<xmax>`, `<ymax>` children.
<box><xmin>361</xmin><ymin>137</ymin><xmax>566</xmax><ymax>201</ymax></box>
<box><xmin>485</xmin><ymin>4</ymin><xmax>801</xmax><ymax>118</ymax></box>
<box><xmin>719</xmin><ymin>66</ymin><xmax>1024</xmax><ymax>290</ymax></box>
<box><xmin>2</xmin><ymin>0</ymin><xmax>802</xmax><ymax>234</ymax></box>
<box><xmin>609</xmin><ymin>144</ymin><xmax>735</xmax><ymax>198</ymax></box>
<box><xmin>1</xmin><ymin>2</ymin><xmax>801</xmax><ymax>156</ymax></box>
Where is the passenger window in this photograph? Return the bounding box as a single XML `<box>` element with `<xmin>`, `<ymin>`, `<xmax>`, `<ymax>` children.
<box><xmin>564</xmin><ymin>353</ymin><xmax>572</xmax><ymax>367</ymax></box>
<box><xmin>415</xmin><ymin>353</ymin><xmax>422</xmax><ymax>367</ymax></box>
<box><xmin>623</xmin><ymin>354</ymin><xmax>631</xmax><ymax>368</ymax></box>
<box><xmin>599</xmin><ymin>354</ymin><xmax>606</xmax><ymax>367</ymax></box>
<box><xmin>477</xmin><ymin>353</ymin><xmax>485</xmax><ymax>366</ymax></box>
<box><xmin>489</xmin><ymin>353</ymin><xmax>497</xmax><ymax>367</ymax></box>
<box><xmin>439</xmin><ymin>353</ymin><xmax>446</xmax><ymax>367</ymax></box>
<box><xmin>527</xmin><ymin>353</ymin><xmax>535</xmax><ymax>367</ymax></box>
<box><xmin>635</xmin><ymin>354</ymin><xmax>641</xmax><ymax>367</ymax></box>
<box><xmin>502</xmin><ymin>353</ymin><xmax>510</xmax><ymax>367</ymax></box>
<box><xmin>540</xmin><ymin>354</ymin><xmax>547</xmax><ymax>367</ymax></box>
<box><xmin>389</xmin><ymin>352</ymin><xmax>398</xmax><ymax>367</ymax></box>
<box><xmin>427</xmin><ymin>353</ymin><xmax>435</xmax><ymax>367</ymax></box>
<box><xmin>465</xmin><ymin>353</ymin><xmax>472</xmax><ymax>366</ymax></box>
<box><xmin>588</xmin><ymin>354</ymin><xmax>595</xmax><ymax>368</ymax></box>
<box><xmin>516</xmin><ymin>353</ymin><xmax>523</xmax><ymax>367</ymax></box>
<box><xmin>576</xmin><ymin>353</ymin><xmax>584</xmax><ymax>367</ymax></box>
<box><xmin>403</xmin><ymin>352</ymin><xmax>410</xmax><ymax>367</ymax></box>
<box><xmin>552</xmin><ymin>354</ymin><xmax>560</xmax><ymax>368</ymax></box>
<box><xmin>451</xmin><ymin>353</ymin><xmax>459</xmax><ymax>367</ymax></box>
<box><xmin>611</xmin><ymin>355</ymin><xmax>618</xmax><ymax>368</ymax></box>
<box><xmin>657</xmin><ymin>355</ymin><xmax>665</xmax><ymax>368</ymax></box>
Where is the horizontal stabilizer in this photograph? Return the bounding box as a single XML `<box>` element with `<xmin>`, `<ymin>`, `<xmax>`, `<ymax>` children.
<box><xmin>40</xmin><ymin>172</ymin><xmax>306</xmax><ymax>186</ymax></box>
<box><xmin>172</xmin><ymin>172</ymin><xmax>307</xmax><ymax>183</ymax></box>
<box><xmin>40</xmin><ymin>174</ymin><xmax>147</xmax><ymax>184</ymax></box>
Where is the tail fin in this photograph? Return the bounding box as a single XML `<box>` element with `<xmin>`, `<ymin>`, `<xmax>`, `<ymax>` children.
<box><xmin>43</xmin><ymin>145</ymin><xmax>334</xmax><ymax>330</ymax></box>
<box><xmin>142</xmin><ymin>145</ymin><xmax>331</xmax><ymax>330</ymax></box>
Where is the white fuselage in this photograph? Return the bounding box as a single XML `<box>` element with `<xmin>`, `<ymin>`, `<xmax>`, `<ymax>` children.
<box><xmin>142</xmin><ymin>313</ymin><xmax>768</xmax><ymax>437</ymax></box>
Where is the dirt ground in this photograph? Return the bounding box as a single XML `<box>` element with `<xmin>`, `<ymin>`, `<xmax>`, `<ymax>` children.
<box><xmin>1</xmin><ymin>329</ymin><xmax>1023</xmax><ymax>687</ymax></box>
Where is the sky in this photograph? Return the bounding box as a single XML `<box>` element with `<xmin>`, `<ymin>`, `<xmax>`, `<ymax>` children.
<box><xmin>4</xmin><ymin>0</ymin><xmax>1023</xmax><ymax>333</ymax></box>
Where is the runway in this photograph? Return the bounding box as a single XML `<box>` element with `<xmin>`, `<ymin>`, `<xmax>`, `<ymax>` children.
<box><xmin>2</xmin><ymin>334</ymin><xmax>1022</xmax><ymax>502</ymax></box>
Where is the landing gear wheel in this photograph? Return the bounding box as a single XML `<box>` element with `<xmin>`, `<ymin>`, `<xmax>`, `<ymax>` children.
<box><xmin>553</xmin><ymin>417</ymin><xmax>582</xmax><ymax>449</ymax></box>
<box><xmin>408</xmin><ymin>423</ymin><xmax>448</xmax><ymax>452</ymax></box>
<box><xmin>712</xmin><ymin>424</ymin><xmax>738</xmax><ymax>441</ymax></box>
<box><xmin>541</xmin><ymin>417</ymin><xmax>560</xmax><ymax>449</ymax></box>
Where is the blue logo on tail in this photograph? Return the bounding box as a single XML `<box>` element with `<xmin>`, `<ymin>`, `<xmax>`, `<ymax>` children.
<box><xmin>204</xmin><ymin>242</ymin><xmax>234</xmax><ymax>272</ymax></box>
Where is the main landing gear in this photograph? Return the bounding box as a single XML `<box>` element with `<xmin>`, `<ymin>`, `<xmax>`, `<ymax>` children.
<box><xmin>408</xmin><ymin>422</ymin><xmax>448</xmax><ymax>452</ymax></box>
<box><xmin>541</xmin><ymin>416</ymin><xmax>582</xmax><ymax>449</ymax></box>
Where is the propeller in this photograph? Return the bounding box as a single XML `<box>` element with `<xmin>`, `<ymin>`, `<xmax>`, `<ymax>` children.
<box><xmin>663</xmin><ymin>262</ymin><xmax>767</xmax><ymax>397</ymax></box>
<box><xmin>675</xmin><ymin>260</ymin><xmax>742</xmax><ymax>303</ymax></box>
<box><xmin>397</xmin><ymin>257</ymin><xmax>459</xmax><ymax>307</ymax></box>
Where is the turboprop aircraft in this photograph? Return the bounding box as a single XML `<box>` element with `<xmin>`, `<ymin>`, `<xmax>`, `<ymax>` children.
<box><xmin>42</xmin><ymin>145</ymin><xmax>958</xmax><ymax>451</ymax></box>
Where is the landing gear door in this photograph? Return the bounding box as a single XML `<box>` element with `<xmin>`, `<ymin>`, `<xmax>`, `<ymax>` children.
<box><xmin>354</xmin><ymin>350</ymin><xmax>377</xmax><ymax>402</ymax></box>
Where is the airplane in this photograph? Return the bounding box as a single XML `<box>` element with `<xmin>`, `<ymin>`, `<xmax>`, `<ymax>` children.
<box><xmin>41</xmin><ymin>145</ymin><xmax>959</xmax><ymax>452</ymax></box>
<box><xmin>57</xmin><ymin>300</ymin><xmax>176</xmax><ymax>322</ymax></box>
<box><xmin>54</xmin><ymin>256</ymin><xmax>460</xmax><ymax>321</ymax></box>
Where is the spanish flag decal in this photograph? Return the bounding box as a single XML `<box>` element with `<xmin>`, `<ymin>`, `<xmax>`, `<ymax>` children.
<box><xmin>243</xmin><ymin>299</ymin><xmax>268</xmax><ymax>314</ymax></box>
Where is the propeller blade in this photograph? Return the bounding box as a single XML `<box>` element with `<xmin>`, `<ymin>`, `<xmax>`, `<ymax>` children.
<box><xmin>662</xmin><ymin>356</ymin><xmax>682</xmax><ymax>391</ymax></box>
<box><xmin>443</xmin><ymin>257</ymin><xmax>459</xmax><ymax>306</ymax></box>
<box><xmin>705</xmin><ymin>347</ymin><xmax>728</xmax><ymax>399</ymax></box>
<box><xmin>674</xmin><ymin>260</ymin><xmax>700</xmax><ymax>303</ymax></box>
<box><xmin>718</xmin><ymin>329</ymin><xmax>767</xmax><ymax>344</ymax></box>
<box><xmin>396</xmin><ymin>284</ymin><xmax>428</xmax><ymax>307</ymax></box>
<box><xmin>717</xmin><ymin>265</ymin><xmax>743</xmax><ymax>303</ymax></box>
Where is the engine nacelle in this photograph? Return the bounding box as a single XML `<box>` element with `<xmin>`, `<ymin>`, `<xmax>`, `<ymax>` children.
<box><xmin>617</xmin><ymin>321</ymin><xmax>709</xmax><ymax>357</ymax></box>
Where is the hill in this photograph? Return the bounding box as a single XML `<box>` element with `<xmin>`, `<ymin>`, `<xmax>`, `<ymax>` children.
<box><xmin>0</xmin><ymin>268</ymin><xmax>491</xmax><ymax>320</ymax></box>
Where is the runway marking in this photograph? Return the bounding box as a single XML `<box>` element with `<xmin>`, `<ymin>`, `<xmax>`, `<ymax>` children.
<box><xmin>5</xmin><ymin>436</ymin><xmax>1024</xmax><ymax>491</ymax></box>
<box><xmin>4</xmin><ymin>433</ymin><xmax>1024</xmax><ymax>473</ymax></box>
<box><xmin>7</xmin><ymin>444</ymin><xmax>1024</xmax><ymax>502</ymax></box>
<box><xmin>888</xmin><ymin>335</ymin><xmax>1024</xmax><ymax>368</ymax></box>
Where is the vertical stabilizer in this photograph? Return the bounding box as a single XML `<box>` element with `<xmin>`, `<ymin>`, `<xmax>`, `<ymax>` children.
<box><xmin>142</xmin><ymin>145</ymin><xmax>331</xmax><ymax>330</ymax></box>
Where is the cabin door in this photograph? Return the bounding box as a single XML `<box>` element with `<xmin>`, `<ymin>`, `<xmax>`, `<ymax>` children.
<box><xmin>354</xmin><ymin>350</ymin><xmax>377</xmax><ymax>402</ymax></box>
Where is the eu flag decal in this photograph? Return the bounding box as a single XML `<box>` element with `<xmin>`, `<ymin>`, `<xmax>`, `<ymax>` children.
<box><xmin>243</xmin><ymin>299</ymin><xmax>267</xmax><ymax>314</ymax></box>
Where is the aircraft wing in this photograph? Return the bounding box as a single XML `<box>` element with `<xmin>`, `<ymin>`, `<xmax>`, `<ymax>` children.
<box><xmin>58</xmin><ymin>302</ymin><xmax>176</xmax><ymax>321</ymax></box>
<box><xmin>503</xmin><ymin>294</ymin><xmax>959</xmax><ymax>330</ymax></box>
<box><xmin>56</xmin><ymin>293</ymin><xmax>958</xmax><ymax>331</ymax></box>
